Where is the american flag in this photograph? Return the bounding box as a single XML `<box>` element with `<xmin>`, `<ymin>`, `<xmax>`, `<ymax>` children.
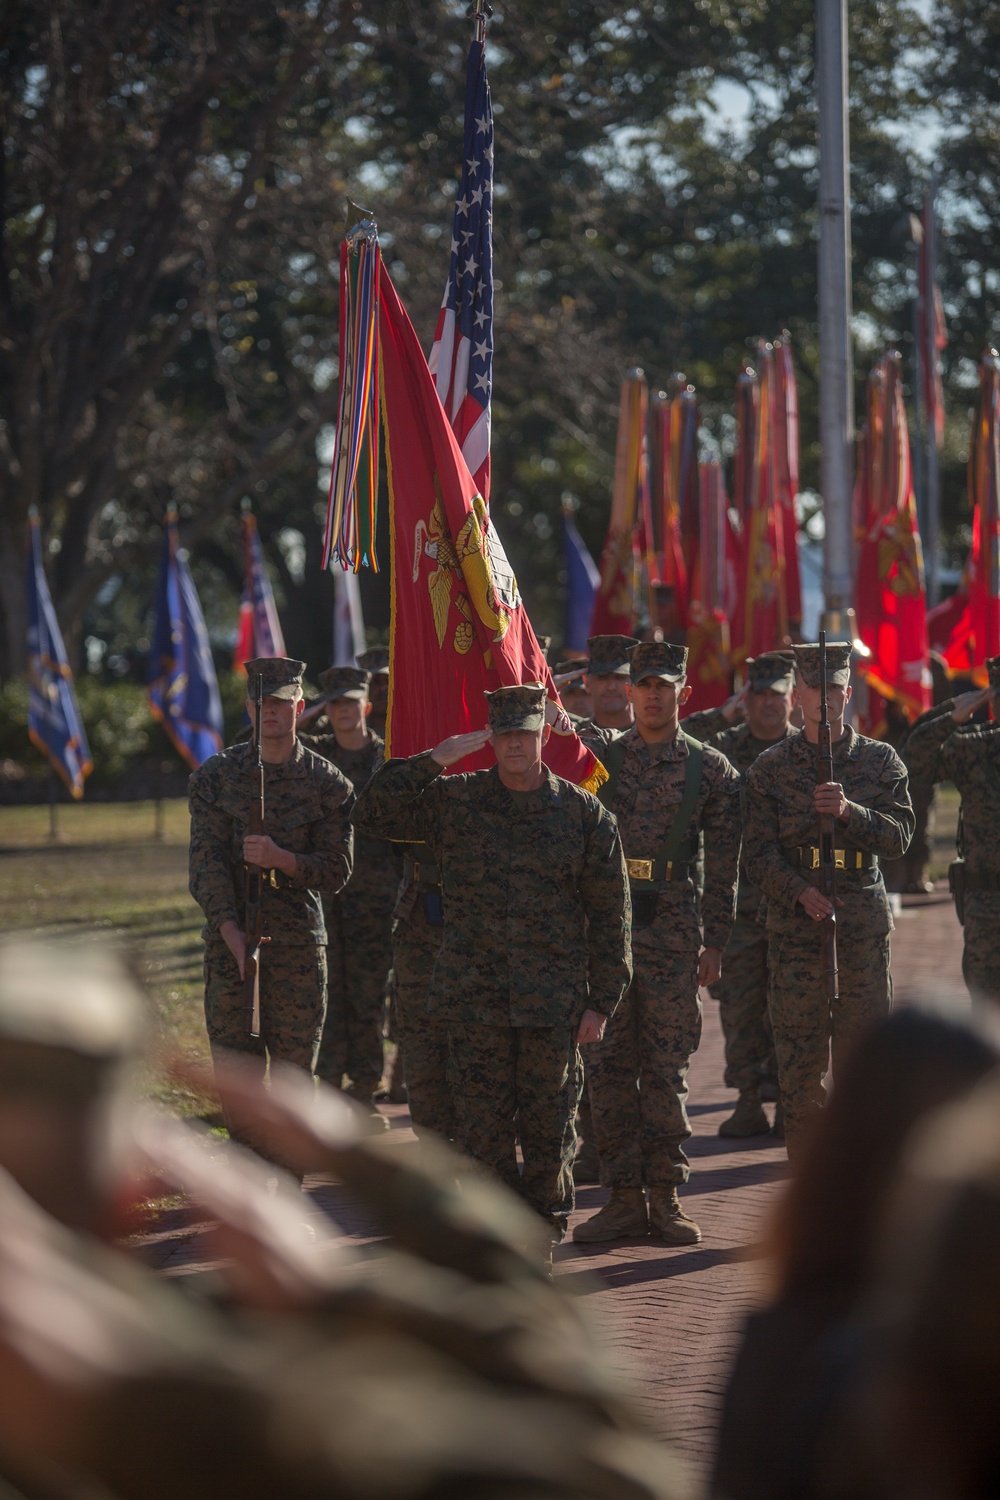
<box><xmin>428</xmin><ymin>38</ymin><xmax>493</xmax><ymax>502</ymax></box>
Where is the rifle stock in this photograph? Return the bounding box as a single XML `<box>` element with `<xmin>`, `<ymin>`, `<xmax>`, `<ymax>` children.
<box><xmin>817</xmin><ymin>631</ymin><xmax>839</xmax><ymax>1000</ymax></box>
<box><xmin>243</xmin><ymin>671</ymin><xmax>267</xmax><ymax>1039</ymax></box>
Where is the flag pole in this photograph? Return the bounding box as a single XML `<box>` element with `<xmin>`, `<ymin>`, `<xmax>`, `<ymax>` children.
<box><xmin>924</xmin><ymin>171</ymin><xmax>941</xmax><ymax>609</ymax></box>
<box><xmin>468</xmin><ymin>0</ymin><xmax>492</xmax><ymax>42</ymax></box>
<box><xmin>816</xmin><ymin>0</ymin><xmax>857</xmax><ymax>644</ymax></box>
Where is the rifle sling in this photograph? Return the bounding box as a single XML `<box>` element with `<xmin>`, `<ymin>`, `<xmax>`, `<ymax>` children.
<box><xmin>598</xmin><ymin>730</ymin><xmax>704</xmax><ymax>887</ymax></box>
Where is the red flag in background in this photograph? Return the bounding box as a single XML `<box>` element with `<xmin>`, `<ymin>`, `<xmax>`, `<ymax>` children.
<box><xmin>648</xmin><ymin>388</ymin><xmax>689</xmax><ymax>625</ymax></box>
<box><xmin>590</xmin><ymin>370</ymin><xmax>644</xmax><ymax>636</ymax></box>
<box><xmin>917</xmin><ymin>186</ymin><xmax>947</xmax><ymax>447</ymax></box>
<box><xmin>931</xmin><ymin>349</ymin><xmax>1000</xmax><ymax>682</ymax></box>
<box><xmin>965</xmin><ymin>348</ymin><xmax>1000</xmax><ymax>681</ymax></box>
<box><xmin>771</xmin><ymin>335</ymin><xmax>803</xmax><ymax>632</ymax></box>
<box><xmin>854</xmin><ymin>351</ymin><xmax>931</xmax><ymax>733</ymax></box>
<box><xmin>685</xmin><ymin>459</ymin><xmax>737</xmax><ymax>711</ymax></box>
<box><xmin>377</xmin><ymin>260</ymin><xmax>603</xmax><ymax>790</ymax></box>
<box><xmin>233</xmin><ymin>503</ymin><xmax>286</xmax><ymax>672</ymax></box>
<box><xmin>733</xmin><ymin>346</ymin><xmax>789</xmax><ymax>664</ymax></box>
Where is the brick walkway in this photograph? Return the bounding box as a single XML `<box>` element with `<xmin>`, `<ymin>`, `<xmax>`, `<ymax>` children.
<box><xmin>139</xmin><ymin>886</ymin><xmax>967</xmax><ymax>1484</ymax></box>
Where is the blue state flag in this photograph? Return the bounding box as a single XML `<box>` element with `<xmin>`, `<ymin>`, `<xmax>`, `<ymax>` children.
<box><xmin>148</xmin><ymin>510</ymin><xmax>224</xmax><ymax>770</ymax></box>
<box><xmin>563</xmin><ymin>511</ymin><xmax>601</xmax><ymax>654</ymax></box>
<box><xmin>26</xmin><ymin>511</ymin><xmax>92</xmax><ymax>798</ymax></box>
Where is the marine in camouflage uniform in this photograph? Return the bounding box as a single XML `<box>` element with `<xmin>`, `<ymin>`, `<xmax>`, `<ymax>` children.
<box><xmin>743</xmin><ymin>643</ymin><xmax>914</xmax><ymax>1161</ymax></box>
<box><xmin>357</xmin><ymin>646</ymin><xmax>390</xmax><ymax>739</ymax></box>
<box><xmin>568</xmin><ymin>635</ymin><xmax>637</xmax><ymax>1180</ymax></box>
<box><xmin>302</xmin><ymin>666</ymin><xmax>400</xmax><ymax>1105</ymax></box>
<box><xmin>188</xmin><ymin>658</ymin><xmax>354</xmax><ymax>1144</ymax></box>
<box><xmin>390</xmin><ymin>843</ymin><xmax>452</xmax><ymax>1138</ymax></box>
<box><xmin>904</xmin><ymin>657</ymin><xmax>1000</xmax><ymax>1003</ymax></box>
<box><xmin>574</xmin><ymin>642</ymin><xmax>742</xmax><ymax>1246</ymax></box>
<box><xmin>694</xmin><ymin>652</ymin><xmax>797</xmax><ymax>1138</ymax></box>
<box><xmin>354</xmin><ymin>684</ymin><xmax>632</xmax><ymax>1238</ymax></box>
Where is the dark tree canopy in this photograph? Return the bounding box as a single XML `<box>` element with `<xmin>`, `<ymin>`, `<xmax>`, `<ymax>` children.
<box><xmin>0</xmin><ymin>0</ymin><xmax>991</xmax><ymax>681</ymax></box>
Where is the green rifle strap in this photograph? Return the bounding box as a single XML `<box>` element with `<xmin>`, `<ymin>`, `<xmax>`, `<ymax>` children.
<box><xmin>596</xmin><ymin>730</ymin><xmax>704</xmax><ymax>883</ymax></box>
<box><xmin>596</xmin><ymin>735</ymin><xmax>628</xmax><ymax>811</ymax></box>
<box><xmin>652</xmin><ymin>732</ymin><xmax>703</xmax><ymax>880</ymax></box>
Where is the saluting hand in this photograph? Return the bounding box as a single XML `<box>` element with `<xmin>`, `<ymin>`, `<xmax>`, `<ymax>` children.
<box><xmin>814</xmin><ymin>781</ymin><xmax>849</xmax><ymax>821</ymax></box>
<box><xmin>952</xmin><ymin>687</ymin><xmax>993</xmax><ymax>724</ymax></box>
<box><xmin>720</xmin><ymin>686</ymin><xmax>748</xmax><ymax>725</ymax></box>
<box><xmin>431</xmin><ymin>729</ymin><xmax>492</xmax><ymax>768</ymax></box>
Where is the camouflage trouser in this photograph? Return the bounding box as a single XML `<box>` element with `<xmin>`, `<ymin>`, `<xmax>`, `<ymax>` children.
<box><xmin>709</xmin><ymin>914</ymin><xmax>778</xmax><ymax>1094</ymax></box>
<box><xmin>317</xmin><ymin>894</ymin><xmax>393</xmax><ymax>1099</ymax></box>
<box><xmin>883</xmin><ymin>782</ymin><xmax>935</xmax><ymax>892</ymax></box>
<box><xmin>587</xmin><ymin>947</ymin><xmax>701</xmax><ymax>1187</ymax></box>
<box><xmin>962</xmin><ymin>890</ymin><xmax>1000</xmax><ymax>1004</ymax></box>
<box><xmin>767</xmin><ymin>930</ymin><xmax>892</xmax><ymax>1157</ymax></box>
<box><xmin>393</xmin><ymin>898</ymin><xmax>453</xmax><ymax>1139</ymax></box>
<box><xmin>203</xmin><ymin>935</ymin><xmax>326</xmax><ymax>1152</ymax></box>
<box><xmin>448</xmin><ymin>1022</ymin><xmax>580</xmax><ymax>1235</ymax></box>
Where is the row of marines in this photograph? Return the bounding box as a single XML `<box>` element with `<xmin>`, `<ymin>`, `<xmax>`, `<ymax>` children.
<box><xmin>187</xmin><ymin>631</ymin><xmax>933</xmax><ymax>1246</ymax></box>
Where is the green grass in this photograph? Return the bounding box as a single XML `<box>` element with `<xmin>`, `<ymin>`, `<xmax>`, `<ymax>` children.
<box><xmin>0</xmin><ymin>799</ymin><xmax>213</xmax><ymax>1118</ymax></box>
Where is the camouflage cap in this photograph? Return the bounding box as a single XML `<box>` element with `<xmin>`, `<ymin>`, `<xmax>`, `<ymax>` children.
<box><xmin>793</xmin><ymin>642</ymin><xmax>852</xmax><ymax>688</ymax></box>
<box><xmin>628</xmin><ymin>640</ymin><xmax>688</xmax><ymax>684</ymax></box>
<box><xmin>586</xmin><ymin>634</ymin><xmax>641</xmax><ymax>676</ymax></box>
<box><xmin>484</xmin><ymin>683</ymin><xmax>547</xmax><ymax>734</ymax></box>
<box><xmin>318</xmin><ymin>665</ymin><xmax>370</xmax><ymax>702</ymax></box>
<box><xmin>245</xmin><ymin>657</ymin><xmax>305</xmax><ymax>700</ymax></box>
<box><xmin>987</xmin><ymin>655</ymin><xmax>1000</xmax><ymax>692</ymax></box>
<box><xmin>747</xmin><ymin>650</ymin><xmax>796</xmax><ymax>693</ymax></box>
<box><xmin>357</xmin><ymin>647</ymin><xmax>390</xmax><ymax>676</ymax></box>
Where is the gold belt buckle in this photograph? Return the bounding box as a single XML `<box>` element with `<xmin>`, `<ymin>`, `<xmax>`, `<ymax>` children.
<box><xmin>834</xmin><ymin>849</ymin><xmax>846</xmax><ymax>870</ymax></box>
<box><xmin>802</xmin><ymin>847</ymin><xmax>820</xmax><ymax>871</ymax></box>
<box><xmin>627</xmin><ymin>858</ymin><xmax>653</xmax><ymax>881</ymax></box>
<box><xmin>269</xmin><ymin>869</ymin><xmax>280</xmax><ymax>888</ymax></box>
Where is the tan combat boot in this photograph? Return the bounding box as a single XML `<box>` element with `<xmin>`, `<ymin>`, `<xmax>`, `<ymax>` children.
<box><xmin>572</xmin><ymin>1187</ymin><xmax>648</xmax><ymax>1243</ymax></box>
<box><xmin>647</xmin><ymin>1187</ymin><xmax>701</xmax><ymax>1244</ymax></box>
<box><xmin>718</xmin><ymin>1088</ymin><xmax>770</xmax><ymax>1138</ymax></box>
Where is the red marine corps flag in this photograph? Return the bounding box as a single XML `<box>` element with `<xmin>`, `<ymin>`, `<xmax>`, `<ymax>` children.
<box><xmin>854</xmin><ymin>350</ymin><xmax>931</xmax><ymax>731</ymax></box>
<box><xmin>322</xmin><ymin>219</ymin><xmax>604</xmax><ymax>791</ymax></box>
<box><xmin>930</xmin><ymin>348</ymin><xmax>1000</xmax><ymax>681</ymax></box>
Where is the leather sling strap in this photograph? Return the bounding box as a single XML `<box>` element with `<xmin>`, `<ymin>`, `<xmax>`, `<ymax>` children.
<box><xmin>597</xmin><ymin>731</ymin><xmax>704</xmax><ymax>886</ymax></box>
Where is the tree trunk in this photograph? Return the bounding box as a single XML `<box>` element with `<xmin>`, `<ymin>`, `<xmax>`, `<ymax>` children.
<box><xmin>0</xmin><ymin>504</ymin><xmax>29</xmax><ymax>681</ymax></box>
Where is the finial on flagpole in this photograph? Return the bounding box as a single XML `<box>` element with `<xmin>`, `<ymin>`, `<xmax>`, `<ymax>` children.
<box><xmin>345</xmin><ymin>199</ymin><xmax>378</xmax><ymax>249</ymax></box>
<box><xmin>466</xmin><ymin>0</ymin><xmax>492</xmax><ymax>43</ymax></box>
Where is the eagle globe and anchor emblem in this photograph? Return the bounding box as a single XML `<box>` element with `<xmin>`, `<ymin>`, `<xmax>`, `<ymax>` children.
<box><xmin>413</xmin><ymin>489</ymin><xmax>520</xmax><ymax>659</ymax></box>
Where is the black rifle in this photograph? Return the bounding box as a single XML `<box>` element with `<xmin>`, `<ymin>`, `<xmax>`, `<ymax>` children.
<box><xmin>817</xmin><ymin>631</ymin><xmax>840</xmax><ymax>1000</ymax></box>
<box><xmin>243</xmin><ymin>671</ymin><xmax>267</xmax><ymax>1038</ymax></box>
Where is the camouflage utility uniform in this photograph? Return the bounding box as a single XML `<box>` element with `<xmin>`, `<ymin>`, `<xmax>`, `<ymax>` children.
<box><xmin>391</xmin><ymin>844</ymin><xmax>452</xmax><ymax>1138</ymax></box>
<box><xmin>699</xmin><ymin>719</ymin><xmax>793</xmax><ymax>1104</ymax></box>
<box><xmin>904</xmin><ymin>688</ymin><xmax>1000</xmax><ymax>1002</ymax></box>
<box><xmin>188</xmin><ymin>741</ymin><xmax>354</xmax><ymax>1074</ymax></box>
<box><xmin>743</xmin><ymin>726</ymin><xmax>913</xmax><ymax>1154</ymax></box>
<box><xmin>354</xmin><ymin>733</ymin><xmax>631</xmax><ymax>1236</ymax></box>
<box><xmin>581</xmin><ymin>646</ymin><xmax>742</xmax><ymax>1207</ymax></box>
<box><xmin>303</xmin><ymin>726</ymin><xmax>399</xmax><ymax>1099</ymax></box>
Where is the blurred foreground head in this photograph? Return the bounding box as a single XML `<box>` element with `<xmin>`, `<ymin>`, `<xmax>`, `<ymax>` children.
<box><xmin>859</xmin><ymin>1066</ymin><xmax>1000</xmax><ymax>1499</ymax></box>
<box><xmin>0</xmin><ymin>938</ymin><xmax>146</xmax><ymax>1234</ymax></box>
<box><xmin>772</xmin><ymin>1007</ymin><xmax>1000</xmax><ymax>1307</ymax></box>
